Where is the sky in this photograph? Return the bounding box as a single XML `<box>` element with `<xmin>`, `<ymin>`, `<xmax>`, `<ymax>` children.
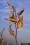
<box><xmin>0</xmin><ymin>0</ymin><xmax>30</xmax><ymax>45</ymax></box>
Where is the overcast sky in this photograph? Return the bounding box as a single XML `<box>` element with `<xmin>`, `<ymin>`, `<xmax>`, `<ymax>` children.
<box><xmin>0</xmin><ymin>0</ymin><xmax>30</xmax><ymax>45</ymax></box>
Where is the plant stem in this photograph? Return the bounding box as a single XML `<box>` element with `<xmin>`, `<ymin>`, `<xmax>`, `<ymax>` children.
<box><xmin>14</xmin><ymin>7</ymin><xmax>18</xmax><ymax>45</ymax></box>
<box><xmin>15</xmin><ymin>23</ymin><xmax>17</xmax><ymax>45</ymax></box>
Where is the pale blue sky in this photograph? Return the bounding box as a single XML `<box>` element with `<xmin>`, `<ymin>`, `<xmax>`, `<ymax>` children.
<box><xmin>0</xmin><ymin>0</ymin><xmax>30</xmax><ymax>44</ymax></box>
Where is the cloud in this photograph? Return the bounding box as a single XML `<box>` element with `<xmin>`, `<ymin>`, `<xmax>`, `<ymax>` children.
<box><xmin>18</xmin><ymin>29</ymin><xmax>30</xmax><ymax>32</ymax></box>
<box><xmin>0</xmin><ymin>0</ymin><xmax>7</xmax><ymax>3</ymax></box>
<box><xmin>0</xmin><ymin>9</ymin><xmax>10</xmax><ymax>11</ymax></box>
<box><xmin>17</xmin><ymin>29</ymin><xmax>30</xmax><ymax>43</ymax></box>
